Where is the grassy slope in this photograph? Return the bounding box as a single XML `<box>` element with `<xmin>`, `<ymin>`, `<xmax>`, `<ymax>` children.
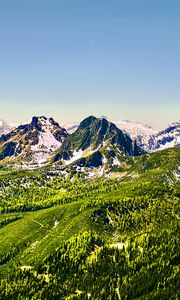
<box><xmin>0</xmin><ymin>201</ymin><xmax>110</xmax><ymax>277</ymax></box>
<box><xmin>0</xmin><ymin>148</ymin><xmax>179</xmax><ymax>299</ymax></box>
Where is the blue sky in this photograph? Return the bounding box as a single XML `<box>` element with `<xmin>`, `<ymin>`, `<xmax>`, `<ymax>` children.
<box><xmin>0</xmin><ymin>0</ymin><xmax>180</xmax><ymax>128</ymax></box>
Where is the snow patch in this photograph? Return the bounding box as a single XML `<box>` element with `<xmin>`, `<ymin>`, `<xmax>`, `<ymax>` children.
<box><xmin>30</xmin><ymin>125</ymin><xmax>62</xmax><ymax>165</ymax></box>
<box><xmin>31</xmin><ymin>129</ymin><xmax>61</xmax><ymax>153</ymax></box>
<box><xmin>64</xmin><ymin>149</ymin><xmax>83</xmax><ymax>165</ymax></box>
<box><xmin>102</xmin><ymin>156</ymin><xmax>108</xmax><ymax>164</ymax></box>
<box><xmin>112</xmin><ymin>157</ymin><xmax>121</xmax><ymax>166</ymax></box>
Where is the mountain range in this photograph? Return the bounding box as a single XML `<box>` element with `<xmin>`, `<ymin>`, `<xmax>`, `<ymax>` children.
<box><xmin>0</xmin><ymin>117</ymin><xmax>179</xmax><ymax>299</ymax></box>
<box><xmin>64</xmin><ymin>119</ymin><xmax>180</xmax><ymax>153</ymax></box>
<box><xmin>0</xmin><ymin>116</ymin><xmax>179</xmax><ymax>170</ymax></box>
<box><xmin>142</xmin><ymin>121</ymin><xmax>180</xmax><ymax>152</ymax></box>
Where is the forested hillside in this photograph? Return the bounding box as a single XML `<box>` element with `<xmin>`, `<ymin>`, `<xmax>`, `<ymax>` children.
<box><xmin>0</xmin><ymin>148</ymin><xmax>179</xmax><ymax>299</ymax></box>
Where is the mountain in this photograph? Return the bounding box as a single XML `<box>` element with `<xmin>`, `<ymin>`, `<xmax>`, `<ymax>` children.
<box><xmin>0</xmin><ymin>116</ymin><xmax>69</xmax><ymax>168</ymax></box>
<box><xmin>143</xmin><ymin>121</ymin><xmax>180</xmax><ymax>152</ymax></box>
<box><xmin>0</xmin><ymin>119</ymin><xmax>19</xmax><ymax>136</ymax></box>
<box><xmin>64</xmin><ymin>119</ymin><xmax>157</xmax><ymax>138</ymax></box>
<box><xmin>63</xmin><ymin>123</ymin><xmax>79</xmax><ymax>134</ymax></box>
<box><xmin>53</xmin><ymin>116</ymin><xmax>145</xmax><ymax>169</ymax></box>
<box><xmin>64</xmin><ymin>119</ymin><xmax>158</xmax><ymax>151</ymax></box>
<box><xmin>115</xmin><ymin>119</ymin><xmax>180</xmax><ymax>153</ymax></box>
<box><xmin>1</xmin><ymin>116</ymin><xmax>179</xmax><ymax>171</ymax></box>
<box><xmin>114</xmin><ymin>119</ymin><xmax>157</xmax><ymax>139</ymax></box>
<box><xmin>114</xmin><ymin>119</ymin><xmax>158</xmax><ymax>152</ymax></box>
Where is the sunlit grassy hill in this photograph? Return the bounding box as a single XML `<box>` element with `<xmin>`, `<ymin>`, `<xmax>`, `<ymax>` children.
<box><xmin>0</xmin><ymin>147</ymin><xmax>179</xmax><ymax>299</ymax></box>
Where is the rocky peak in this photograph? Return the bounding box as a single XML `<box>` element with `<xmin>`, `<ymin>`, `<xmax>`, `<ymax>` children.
<box><xmin>79</xmin><ymin>116</ymin><xmax>97</xmax><ymax>129</ymax></box>
<box><xmin>0</xmin><ymin>116</ymin><xmax>69</xmax><ymax>167</ymax></box>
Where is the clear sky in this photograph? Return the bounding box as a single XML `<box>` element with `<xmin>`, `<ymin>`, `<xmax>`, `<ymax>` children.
<box><xmin>0</xmin><ymin>0</ymin><xmax>180</xmax><ymax>128</ymax></box>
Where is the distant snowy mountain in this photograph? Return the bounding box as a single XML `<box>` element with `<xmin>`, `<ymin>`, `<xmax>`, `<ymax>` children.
<box><xmin>63</xmin><ymin>123</ymin><xmax>78</xmax><ymax>134</ymax></box>
<box><xmin>0</xmin><ymin>119</ymin><xmax>19</xmax><ymax>136</ymax></box>
<box><xmin>114</xmin><ymin>119</ymin><xmax>158</xmax><ymax>152</ymax></box>
<box><xmin>144</xmin><ymin>121</ymin><xmax>180</xmax><ymax>152</ymax></box>
<box><xmin>0</xmin><ymin>116</ymin><xmax>69</xmax><ymax>168</ymax></box>
<box><xmin>114</xmin><ymin>119</ymin><xmax>157</xmax><ymax>139</ymax></box>
<box><xmin>114</xmin><ymin>119</ymin><xmax>180</xmax><ymax>153</ymax></box>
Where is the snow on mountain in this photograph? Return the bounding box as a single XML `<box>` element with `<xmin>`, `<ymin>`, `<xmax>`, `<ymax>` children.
<box><xmin>63</xmin><ymin>123</ymin><xmax>79</xmax><ymax>134</ymax></box>
<box><xmin>0</xmin><ymin>119</ymin><xmax>19</xmax><ymax>136</ymax></box>
<box><xmin>1</xmin><ymin>116</ymin><xmax>179</xmax><ymax>171</ymax></box>
<box><xmin>31</xmin><ymin>117</ymin><xmax>65</xmax><ymax>151</ymax></box>
<box><xmin>64</xmin><ymin>119</ymin><xmax>157</xmax><ymax>138</ymax></box>
<box><xmin>170</xmin><ymin>121</ymin><xmax>180</xmax><ymax>127</ymax></box>
<box><xmin>114</xmin><ymin>119</ymin><xmax>157</xmax><ymax>139</ymax></box>
<box><xmin>54</xmin><ymin>116</ymin><xmax>144</xmax><ymax>169</ymax></box>
<box><xmin>114</xmin><ymin>119</ymin><xmax>180</xmax><ymax>152</ymax></box>
<box><xmin>144</xmin><ymin>121</ymin><xmax>180</xmax><ymax>152</ymax></box>
<box><xmin>29</xmin><ymin>117</ymin><xmax>68</xmax><ymax>166</ymax></box>
<box><xmin>0</xmin><ymin>116</ymin><xmax>69</xmax><ymax>168</ymax></box>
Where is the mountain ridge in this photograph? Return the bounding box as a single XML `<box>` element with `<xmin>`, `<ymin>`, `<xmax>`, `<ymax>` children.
<box><xmin>0</xmin><ymin>115</ymin><xmax>179</xmax><ymax>170</ymax></box>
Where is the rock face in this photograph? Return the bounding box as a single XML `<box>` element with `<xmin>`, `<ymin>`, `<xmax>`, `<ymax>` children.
<box><xmin>53</xmin><ymin>116</ymin><xmax>145</xmax><ymax>167</ymax></box>
<box><xmin>0</xmin><ymin>116</ymin><xmax>69</xmax><ymax>167</ymax></box>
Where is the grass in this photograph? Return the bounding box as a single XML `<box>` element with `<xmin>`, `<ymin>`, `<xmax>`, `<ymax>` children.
<box><xmin>0</xmin><ymin>147</ymin><xmax>179</xmax><ymax>299</ymax></box>
<box><xmin>0</xmin><ymin>200</ymin><xmax>109</xmax><ymax>277</ymax></box>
